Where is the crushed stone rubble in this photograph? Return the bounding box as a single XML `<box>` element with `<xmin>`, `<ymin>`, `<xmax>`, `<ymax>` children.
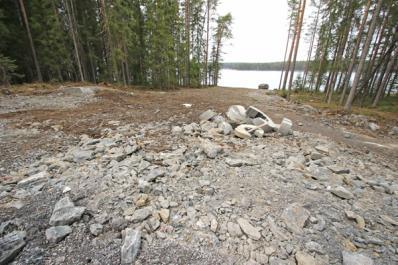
<box><xmin>0</xmin><ymin>105</ymin><xmax>397</xmax><ymax>264</ymax></box>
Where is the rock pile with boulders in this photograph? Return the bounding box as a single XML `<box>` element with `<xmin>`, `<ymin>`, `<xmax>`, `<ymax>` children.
<box><xmin>0</xmin><ymin>105</ymin><xmax>397</xmax><ymax>264</ymax></box>
<box><xmin>199</xmin><ymin>105</ymin><xmax>293</xmax><ymax>140</ymax></box>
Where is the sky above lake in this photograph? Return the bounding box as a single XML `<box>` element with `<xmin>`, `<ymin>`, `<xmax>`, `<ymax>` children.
<box><xmin>218</xmin><ymin>0</ymin><xmax>311</xmax><ymax>63</ymax></box>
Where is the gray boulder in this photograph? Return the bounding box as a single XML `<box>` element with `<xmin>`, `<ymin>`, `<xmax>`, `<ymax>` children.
<box><xmin>49</xmin><ymin>197</ymin><xmax>85</xmax><ymax>226</ymax></box>
<box><xmin>226</xmin><ymin>105</ymin><xmax>247</xmax><ymax>124</ymax></box>
<box><xmin>281</xmin><ymin>203</ymin><xmax>310</xmax><ymax>234</ymax></box>
<box><xmin>258</xmin><ymin>84</ymin><xmax>269</xmax><ymax>90</ymax></box>
<box><xmin>218</xmin><ymin>121</ymin><xmax>233</xmax><ymax>135</ymax></box>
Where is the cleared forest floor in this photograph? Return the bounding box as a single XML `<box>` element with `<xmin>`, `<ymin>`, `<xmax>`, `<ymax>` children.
<box><xmin>0</xmin><ymin>84</ymin><xmax>397</xmax><ymax>264</ymax></box>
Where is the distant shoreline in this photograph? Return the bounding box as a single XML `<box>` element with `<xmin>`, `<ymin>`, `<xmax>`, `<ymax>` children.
<box><xmin>221</xmin><ymin>61</ymin><xmax>306</xmax><ymax>71</ymax></box>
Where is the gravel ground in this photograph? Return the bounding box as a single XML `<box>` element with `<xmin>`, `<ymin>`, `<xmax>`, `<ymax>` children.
<box><xmin>0</xmin><ymin>86</ymin><xmax>397</xmax><ymax>265</ymax></box>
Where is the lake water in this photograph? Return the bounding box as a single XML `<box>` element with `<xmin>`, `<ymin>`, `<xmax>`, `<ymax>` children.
<box><xmin>219</xmin><ymin>69</ymin><xmax>304</xmax><ymax>90</ymax></box>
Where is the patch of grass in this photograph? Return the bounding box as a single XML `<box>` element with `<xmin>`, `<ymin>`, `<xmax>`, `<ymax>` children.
<box><xmin>279</xmin><ymin>90</ymin><xmax>398</xmax><ymax>122</ymax></box>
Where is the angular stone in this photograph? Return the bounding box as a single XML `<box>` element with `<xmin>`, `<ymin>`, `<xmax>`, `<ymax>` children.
<box><xmin>134</xmin><ymin>194</ymin><xmax>149</xmax><ymax>208</ymax></box>
<box><xmin>143</xmin><ymin>168</ymin><xmax>165</xmax><ymax>182</ymax></box>
<box><xmin>227</xmin><ymin>222</ymin><xmax>242</xmax><ymax>237</ymax></box>
<box><xmin>46</xmin><ymin>226</ymin><xmax>72</xmax><ymax>243</ymax></box>
<box><xmin>254</xmin><ymin>129</ymin><xmax>264</xmax><ymax>138</ymax></box>
<box><xmin>252</xmin><ymin>117</ymin><xmax>276</xmax><ymax>133</ymax></box>
<box><xmin>131</xmin><ymin>208</ymin><xmax>152</xmax><ymax>223</ymax></box>
<box><xmin>0</xmin><ymin>231</ymin><xmax>26</xmax><ymax>265</ymax></box>
<box><xmin>49</xmin><ymin>197</ymin><xmax>85</xmax><ymax>226</ymax></box>
<box><xmin>331</xmin><ymin>186</ymin><xmax>354</xmax><ymax>199</ymax></box>
<box><xmin>218</xmin><ymin>121</ymin><xmax>233</xmax><ymax>135</ymax></box>
<box><xmin>70</xmin><ymin>149</ymin><xmax>94</xmax><ymax>163</ymax></box>
<box><xmin>281</xmin><ymin>203</ymin><xmax>310</xmax><ymax>234</ymax></box>
<box><xmin>345</xmin><ymin>211</ymin><xmax>365</xmax><ymax>229</ymax></box>
<box><xmin>199</xmin><ymin>109</ymin><xmax>218</xmax><ymax>121</ymax></box>
<box><xmin>278</xmin><ymin>118</ymin><xmax>293</xmax><ymax>136</ymax></box>
<box><xmin>121</xmin><ymin>228</ymin><xmax>141</xmax><ymax>264</ymax></box>
<box><xmin>138</xmin><ymin>179</ymin><xmax>151</xmax><ymax>193</ymax></box>
<box><xmin>201</xmin><ymin>141</ymin><xmax>223</xmax><ymax>159</ymax></box>
<box><xmin>210</xmin><ymin>219</ymin><xmax>218</xmax><ymax>232</ymax></box>
<box><xmin>310</xmin><ymin>152</ymin><xmax>324</xmax><ymax>160</ymax></box>
<box><xmin>342</xmin><ymin>251</ymin><xmax>374</xmax><ymax>265</ymax></box>
<box><xmin>295</xmin><ymin>251</ymin><xmax>316</xmax><ymax>265</ymax></box>
<box><xmin>159</xmin><ymin>209</ymin><xmax>170</xmax><ymax>223</ymax></box>
<box><xmin>89</xmin><ymin>223</ymin><xmax>103</xmax><ymax>236</ymax></box>
<box><xmin>226</xmin><ymin>105</ymin><xmax>247</xmax><ymax>124</ymax></box>
<box><xmin>368</xmin><ymin>123</ymin><xmax>380</xmax><ymax>132</ymax></box>
<box><xmin>237</xmin><ymin>218</ymin><xmax>261</xmax><ymax>240</ymax></box>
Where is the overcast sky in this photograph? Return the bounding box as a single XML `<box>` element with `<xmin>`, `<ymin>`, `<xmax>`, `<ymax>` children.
<box><xmin>218</xmin><ymin>0</ymin><xmax>311</xmax><ymax>63</ymax></box>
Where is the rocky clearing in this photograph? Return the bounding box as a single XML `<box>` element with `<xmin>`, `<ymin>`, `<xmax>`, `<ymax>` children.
<box><xmin>0</xmin><ymin>86</ymin><xmax>397</xmax><ymax>265</ymax></box>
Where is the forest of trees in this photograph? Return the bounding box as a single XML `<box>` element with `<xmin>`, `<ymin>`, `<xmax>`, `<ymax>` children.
<box><xmin>281</xmin><ymin>0</ymin><xmax>398</xmax><ymax>110</ymax></box>
<box><xmin>0</xmin><ymin>0</ymin><xmax>232</xmax><ymax>88</ymax></box>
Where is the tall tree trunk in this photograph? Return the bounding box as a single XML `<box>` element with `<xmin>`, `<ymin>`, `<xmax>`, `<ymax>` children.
<box><xmin>98</xmin><ymin>0</ymin><xmax>112</xmax><ymax>82</ymax></box>
<box><xmin>279</xmin><ymin>16</ymin><xmax>294</xmax><ymax>90</ymax></box>
<box><xmin>372</xmin><ymin>47</ymin><xmax>397</xmax><ymax>107</ymax></box>
<box><xmin>204</xmin><ymin>0</ymin><xmax>211</xmax><ymax>86</ymax></box>
<box><xmin>185</xmin><ymin>0</ymin><xmax>191</xmax><ymax>86</ymax></box>
<box><xmin>302</xmin><ymin>2</ymin><xmax>320</xmax><ymax>89</ymax></box>
<box><xmin>18</xmin><ymin>0</ymin><xmax>42</xmax><ymax>82</ymax></box>
<box><xmin>65</xmin><ymin>0</ymin><xmax>84</xmax><ymax>82</ymax></box>
<box><xmin>340</xmin><ymin>0</ymin><xmax>371</xmax><ymax>105</ymax></box>
<box><xmin>288</xmin><ymin>0</ymin><xmax>306</xmax><ymax>91</ymax></box>
<box><xmin>344</xmin><ymin>0</ymin><xmax>382</xmax><ymax>111</ymax></box>
<box><xmin>282</xmin><ymin>0</ymin><xmax>301</xmax><ymax>90</ymax></box>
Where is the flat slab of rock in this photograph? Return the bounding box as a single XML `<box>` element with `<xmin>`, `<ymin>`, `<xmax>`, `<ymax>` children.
<box><xmin>46</xmin><ymin>226</ymin><xmax>72</xmax><ymax>243</ymax></box>
<box><xmin>17</xmin><ymin>171</ymin><xmax>49</xmax><ymax>187</ymax></box>
<box><xmin>234</xmin><ymin>125</ymin><xmax>256</xmax><ymax>139</ymax></box>
<box><xmin>281</xmin><ymin>203</ymin><xmax>310</xmax><ymax>234</ymax></box>
<box><xmin>0</xmin><ymin>231</ymin><xmax>26</xmax><ymax>265</ymax></box>
<box><xmin>121</xmin><ymin>228</ymin><xmax>141</xmax><ymax>264</ymax></box>
<box><xmin>331</xmin><ymin>186</ymin><xmax>354</xmax><ymax>199</ymax></box>
<box><xmin>237</xmin><ymin>218</ymin><xmax>261</xmax><ymax>240</ymax></box>
<box><xmin>342</xmin><ymin>251</ymin><xmax>374</xmax><ymax>265</ymax></box>
<box><xmin>49</xmin><ymin>197</ymin><xmax>85</xmax><ymax>226</ymax></box>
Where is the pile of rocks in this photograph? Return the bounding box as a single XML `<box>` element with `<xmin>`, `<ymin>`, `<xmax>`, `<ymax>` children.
<box><xmin>1</xmin><ymin>109</ymin><xmax>397</xmax><ymax>264</ymax></box>
<box><xmin>199</xmin><ymin>105</ymin><xmax>293</xmax><ymax>139</ymax></box>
